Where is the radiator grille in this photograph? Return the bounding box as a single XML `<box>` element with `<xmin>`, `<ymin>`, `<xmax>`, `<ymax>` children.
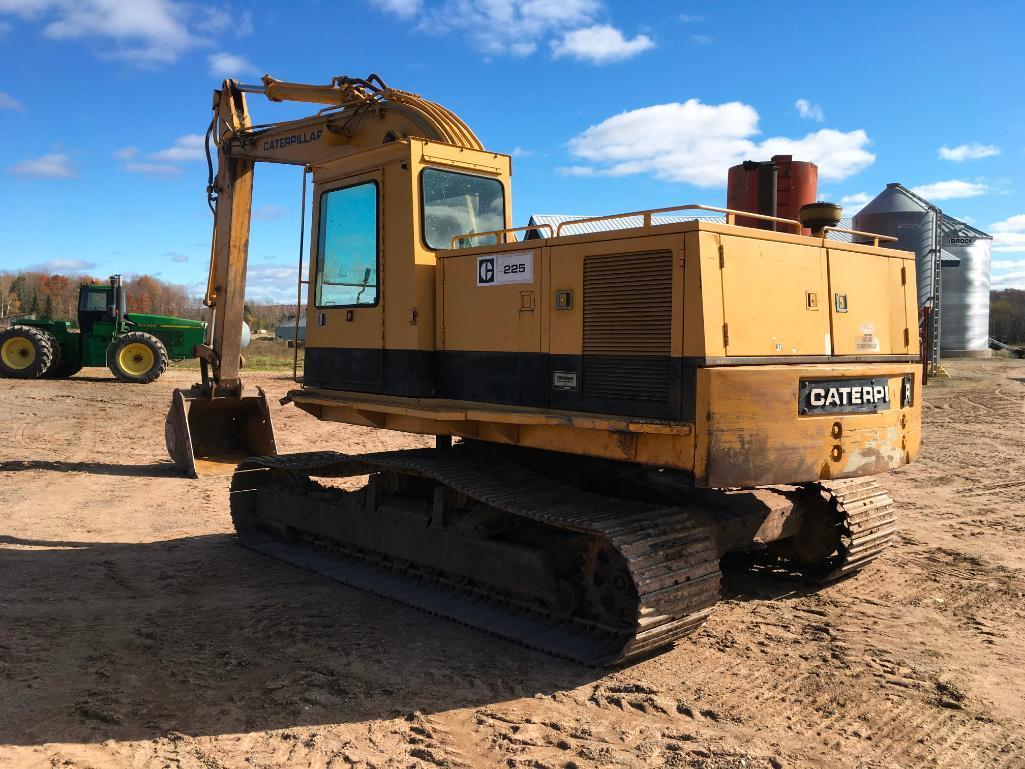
<box><xmin>583</xmin><ymin>251</ymin><xmax>673</xmax><ymax>402</ymax></box>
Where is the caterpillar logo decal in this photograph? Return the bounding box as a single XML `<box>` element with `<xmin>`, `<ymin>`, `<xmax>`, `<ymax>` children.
<box><xmin>476</xmin><ymin>251</ymin><xmax>534</xmax><ymax>286</ymax></box>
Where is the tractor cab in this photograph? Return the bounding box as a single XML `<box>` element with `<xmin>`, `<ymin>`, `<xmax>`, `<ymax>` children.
<box><xmin>77</xmin><ymin>276</ymin><xmax>126</xmax><ymax>334</ymax></box>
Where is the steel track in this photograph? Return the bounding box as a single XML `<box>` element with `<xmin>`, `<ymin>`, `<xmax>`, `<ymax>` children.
<box><xmin>229</xmin><ymin>449</ymin><xmax>721</xmax><ymax>666</ymax></box>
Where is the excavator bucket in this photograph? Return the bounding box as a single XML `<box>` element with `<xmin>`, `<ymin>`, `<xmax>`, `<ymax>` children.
<box><xmin>165</xmin><ymin>387</ymin><xmax>277</xmax><ymax>477</ymax></box>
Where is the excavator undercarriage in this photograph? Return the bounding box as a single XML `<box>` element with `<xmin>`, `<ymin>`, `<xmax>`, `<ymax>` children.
<box><xmin>229</xmin><ymin>444</ymin><xmax>894</xmax><ymax>665</ymax></box>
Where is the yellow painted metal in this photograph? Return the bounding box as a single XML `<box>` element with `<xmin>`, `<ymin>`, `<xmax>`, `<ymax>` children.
<box><xmin>693</xmin><ymin>363</ymin><xmax>920</xmax><ymax>487</ymax></box>
<box><xmin>118</xmin><ymin>342</ymin><xmax>155</xmax><ymax>376</ymax></box>
<box><xmin>438</xmin><ymin>246</ymin><xmax>540</xmax><ymax>354</ymax></box>
<box><xmin>717</xmin><ymin>233</ymin><xmax>830</xmax><ymax>356</ymax></box>
<box><xmin>826</xmin><ymin>248</ymin><xmax>914</xmax><ymax>356</ymax></box>
<box><xmin>1</xmin><ymin>336</ymin><xmax>35</xmax><ymax>370</ymax></box>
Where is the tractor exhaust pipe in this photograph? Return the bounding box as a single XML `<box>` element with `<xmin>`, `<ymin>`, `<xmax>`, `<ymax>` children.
<box><xmin>165</xmin><ymin>386</ymin><xmax>277</xmax><ymax>477</ymax></box>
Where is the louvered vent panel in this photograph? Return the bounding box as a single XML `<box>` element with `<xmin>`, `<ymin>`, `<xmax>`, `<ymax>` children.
<box><xmin>583</xmin><ymin>251</ymin><xmax>673</xmax><ymax>402</ymax></box>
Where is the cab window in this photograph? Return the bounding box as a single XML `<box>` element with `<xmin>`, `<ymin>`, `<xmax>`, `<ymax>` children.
<box><xmin>79</xmin><ymin>289</ymin><xmax>108</xmax><ymax>312</ymax></box>
<box><xmin>316</xmin><ymin>181</ymin><xmax>379</xmax><ymax>307</ymax></box>
<box><xmin>421</xmin><ymin>168</ymin><xmax>505</xmax><ymax>250</ymax></box>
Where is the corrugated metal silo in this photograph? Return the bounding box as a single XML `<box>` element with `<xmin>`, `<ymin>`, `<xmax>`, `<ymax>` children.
<box><xmin>939</xmin><ymin>229</ymin><xmax>992</xmax><ymax>356</ymax></box>
<box><xmin>853</xmin><ymin>183</ymin><xmax>993</xmax><ymax>362</ymax></box>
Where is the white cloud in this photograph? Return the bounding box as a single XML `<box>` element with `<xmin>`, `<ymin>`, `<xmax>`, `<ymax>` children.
<box><xmin>0</xmin><ymin>91</ymin><xmax>24</xmax><ymax>110</ymax></box>
<box><xmin>0</xmin><ymin>0</ymin><xmax>232</xmax><ymax>66</ymax></box>
<box><xmin>122</xmin><ymin>161</ymin><xmax>182</xmax><ymax>176</ymax></box>
<box><xmin>165</xmin><ymin>251</ymin><xmax>189</xmax><ymax>263</ymax></box>
<box><xmin>510</xmin><ymin>146</ymin><xmax>533</xmax><ymax>158</ymax></box>
<box><xmin>690</xmin><ymin>34</ymin><xmax>713</xmax><ymax>45</ymax></box>
<box><xmin>552</xmin><ymin>24</ymin><xmax>653</xmax><ymax>63</ymax></box>
<box><xmin>566</xmin><ymin>99</ymin><xmax>875</xmax><ymax>187</ymax></box>
<box><xmin>938</xmin><ymin>143</ymin><xmax>1000</xmax><ymax>162</ymax></box>
<box><xmin>910</xmin><ymin>180</ymin><xmax>989</xmax><ymax>201</ymax></box>
<box><xmin>0</xmin><ymin>19</ymin><xmax>10</xmax><ymax>34</ymax></box>
<box><xmin>795</xmin><ymin>98</ymin><xmax>824</xmax><ymax>122</ymax></box>
<box><xmin>678</xmin><ymin>14</ymin><xmax>703</xmax><ymax>22</ymax></box>
<box><xmin>370</xmin><ymin>0</ymin><xmax>421</xmax><ymax>18</ymax></box>
<box><xmin>993</xmin><ymin>258</ymin><xmax>1025</xmax><ymax>270</ymax></box>
<box><xmin>244</xmin><ymin>263</ymin><xmax>299</xmax><ymax>302</ymax></box>
<box><xmin>28</xmin><ymin>257</ymin><xmax>96</xmax><ymax>272</ymax></box>
<box><xmin>208</xmin><ymin>51</ymin><xmax>256</xmax><ymax>78</ymax></box>
<box><xmin>252</xmin><ymin>204</ymin><xmax>288</xmax><ymax>221</ymax></box>
<box><xmin>371</xmin><ymin>0</ymin><xmax>602</xmax><ymax>57</ymax></box>
<box><xmin>115</xmin><ymin>135</ymin><xmax>201</xmax><ymax>174</ymax></box>
<box><xmin>150</xmin><ymin>134</ymin><xmax>204</xmax><ymax>161</ymax></box>
<box><xmin>839</xmin><ymin>192</ymin><xmax>872</xmax><ymax>212</ymax></box>
<box><xmin>990</xmin><ymin>214</ymin><xmax>1025</xmax><ymax>253</ymax></box>
<box><xmin>9</xmin><ymin>153</ymin><xmax>77</xmax><ymax>179</ymax></box>
<box><xmin>991</xmin><ymin>270</ymin><xmax>1025</xmax><ymax>290</ymax></box>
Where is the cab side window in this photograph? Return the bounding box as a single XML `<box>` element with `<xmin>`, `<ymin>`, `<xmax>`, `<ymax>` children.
<box><xmin>316</xmin><ymin>181</ymin><xmax>379</xmax><ymax>307</ymax></box>
<box><xmin>80</xmin><ymin>290</ymin><xmax>108</xmax><ymax>312</ymax></box>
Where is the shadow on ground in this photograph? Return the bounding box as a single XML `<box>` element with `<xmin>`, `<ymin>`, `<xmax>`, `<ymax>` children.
<box><xmin>0</xmin><ymin>533</ymin><xmax>598</xmax><ymax>747</ymax></box>
<box><xmin>0</xmin><ymin>459</ymin><xmax>179</xmax><ymax>477</ymax></box>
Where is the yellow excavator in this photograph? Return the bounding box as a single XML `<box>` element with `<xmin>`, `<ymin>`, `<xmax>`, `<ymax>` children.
<box><xmin>165</xmin><ymin>74</ymin><xmax>921</xmax><ymax>665</ymax></box>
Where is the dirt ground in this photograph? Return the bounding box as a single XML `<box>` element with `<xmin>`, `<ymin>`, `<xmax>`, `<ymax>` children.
<box><xmin>2</xmin><ymin>360</ymin><xmax>1024</xmax><ymax>769</ymax></box>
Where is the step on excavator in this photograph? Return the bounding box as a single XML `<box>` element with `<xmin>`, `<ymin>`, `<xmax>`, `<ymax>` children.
<box><xmin>165</xmin><ymin>74</ymin><xmax>922</xmax><ymax>665</ymax></box>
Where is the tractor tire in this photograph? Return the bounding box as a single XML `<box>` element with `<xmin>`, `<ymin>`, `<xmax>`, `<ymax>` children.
<box><xmin>107</xmin><ymin>332</ymin><xmax>169</xmax><ymax>384</ymax></box>
<box><xmin>0</xmin><ymin>326</ymin><xmax>56</xmax><ymax>379</ymax></box>
<box><xmin>42</xmin><ymin>334</ymin><xmax>65</xmax><ymax>377</ymax></box>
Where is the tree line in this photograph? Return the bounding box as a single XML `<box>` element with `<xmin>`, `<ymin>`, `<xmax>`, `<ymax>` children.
<box><xmin>990</xmin><ymin>289</ymin><xmax>1025</xmax><ymax>345</ymax></box>
<box><xmin>0</xmin><ymin>270</ymin><xmax>299</xmax><ymax>333</ymax></box>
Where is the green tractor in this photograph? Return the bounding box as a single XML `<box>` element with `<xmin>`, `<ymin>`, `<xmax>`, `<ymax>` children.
<box><xmin>0</xmin><ymin>275</ymin><xmax>206</xmax><ymax>383</ymax></box>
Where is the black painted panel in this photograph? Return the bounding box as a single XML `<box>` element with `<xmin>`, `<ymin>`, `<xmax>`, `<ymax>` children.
<box><xmin>304</xmin><ymin>347</ymin><xmax>693</xmax><ymax>421</ymax></box>
<box><xmin>304</xmin><ymin>347</ymin><xmax>434</xmax><ymax>396</ymax></box>
<box><xmin>550</xmin><ymin>354</ymin><xmax>687</xmax><ymax>420</ymax></box>
<box><xmin>436</xmin><ymin>350</ymin><xmax>549</xmax><ymax>406</ymax></box>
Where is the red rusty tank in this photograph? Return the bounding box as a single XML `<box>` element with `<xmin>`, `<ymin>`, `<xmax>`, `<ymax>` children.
<box><xmin>726</xmin><ymin>155</ymin><xmax>818</xmax><ymax>233</ymax></box>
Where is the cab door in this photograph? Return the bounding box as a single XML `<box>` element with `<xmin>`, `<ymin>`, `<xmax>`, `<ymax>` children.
<box><xmin>303</xmin><ymin>168</ymin><xmax>385</xmax><ymax>390</ymax></box>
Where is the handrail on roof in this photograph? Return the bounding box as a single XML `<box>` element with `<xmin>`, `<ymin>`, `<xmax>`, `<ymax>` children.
<box><xmin>819</xmin><ymin>226</ymin><xmax>898</xmax><ymax>247</ymax></box>
<box><xmin>554</xmin><ymin>204</ymin><xmax>803</xmax><ymax>236</ymax></box>
<box><xmin>448</xmin><ymin>205</ymin><xmax>896</xmax><ymax>249</ymax></box>
<box><xmin>450</xmin><ymin>223</ymin><xmax>553</xmax><ymax>250</ymax></box>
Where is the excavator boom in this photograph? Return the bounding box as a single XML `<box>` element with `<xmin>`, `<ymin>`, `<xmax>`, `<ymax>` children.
<box><xmin>166</xmin><ymin>73</ymin><xmax>484</xmax><ymax>476</ymax></box>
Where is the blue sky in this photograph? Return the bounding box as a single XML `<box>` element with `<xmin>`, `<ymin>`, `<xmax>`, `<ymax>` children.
<box><xmin>1</xmin><ymin>0</ymin><xmax>1024</xmax><ymax>300</ymax></box>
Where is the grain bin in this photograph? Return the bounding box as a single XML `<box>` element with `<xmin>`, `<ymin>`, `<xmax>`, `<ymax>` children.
<box><xmin>854</xmin><ymin>183</ymin><xmax>993</xmax><ymax>361</ymax></box>
<box><xmin>939</xmin><ymin>230</ymin><xmax>992</xmax><ymax>357</ymax></box>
